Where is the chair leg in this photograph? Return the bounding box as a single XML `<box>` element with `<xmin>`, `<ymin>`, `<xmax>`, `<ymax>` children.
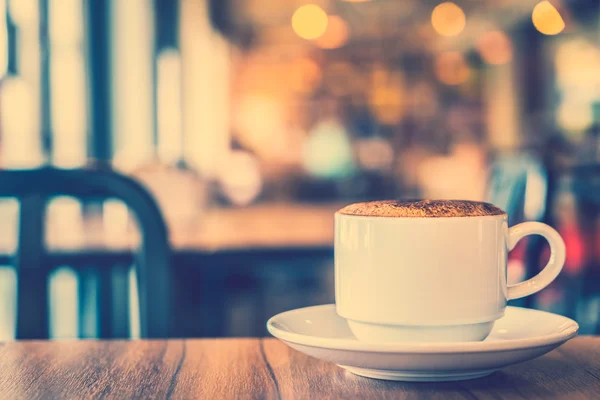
<box><xmin>16</xmin><ymin>268</ymin><xmax>49</xmax><ymax>339</ymax></box>
<box><xmin>110</xmin><ymin>264</ymin><xmax>130</xmax><ymax>338</ymax></box>
<box><xmin>78</xmin><ymin>267</ymin><xmax>98</xmax><ymax>338</ymax></box>
<box><xmin>97</xmin><ymin>266</ymin><xmax>114</xmax><ymax>339</ymax></box>
<box><xmin>16</xmin><ymin>195</ymin><xmax>48</xmax><ymax>340</ymax></box>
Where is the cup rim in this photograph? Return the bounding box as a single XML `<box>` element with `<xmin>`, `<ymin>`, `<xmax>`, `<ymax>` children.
<box><xmin>334</xmin><ymin>211</ymin><xmax>508</xmax><ymax>220</ymax></box>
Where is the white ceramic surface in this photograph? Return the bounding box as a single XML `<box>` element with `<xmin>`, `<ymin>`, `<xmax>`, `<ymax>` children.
<box><xmin>335</xmin><ymin>213</ymin><xmax>566</xmax><ymax>342</ymax></box>
<box><xmin>267</xmin><ymin>304</ymin><xmax>579</xmax><ymax>382</ymax></box>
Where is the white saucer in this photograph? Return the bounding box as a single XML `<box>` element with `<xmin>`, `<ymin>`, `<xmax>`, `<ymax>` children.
<box><xmin>267</xmin><ymin>305</ymin><xmax>578</xmax><ymax>382</ymax></box>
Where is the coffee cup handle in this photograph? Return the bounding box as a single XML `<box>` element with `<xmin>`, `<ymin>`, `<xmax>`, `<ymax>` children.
<box><xmin>506</xmin><ymin>221</ymin><xmax>566</xmax><ymax>300</ymax></box>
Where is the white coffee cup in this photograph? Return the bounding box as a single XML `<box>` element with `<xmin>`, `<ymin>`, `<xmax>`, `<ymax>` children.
<box><xmin>335</xmin><ymin>202</ymin><xmax>566</xmax><ymax>343</ymax></box>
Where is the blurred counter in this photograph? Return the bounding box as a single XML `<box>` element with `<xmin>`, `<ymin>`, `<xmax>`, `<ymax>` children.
<box><xmin>0</xmin><ymin>202</ymin><xmax>342</xmax><ymax>256</ymax></box>
<box><xmin>175</xmin><ymin>202</ymin><xmax>340</xmax><ymax>251</ymax></box>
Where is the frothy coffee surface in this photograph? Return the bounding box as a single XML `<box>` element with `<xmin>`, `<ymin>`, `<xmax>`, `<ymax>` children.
<box><xmin>338</xmin><ymin>200</ymin><xmax>506</xmax><ymax>218</ymax></box>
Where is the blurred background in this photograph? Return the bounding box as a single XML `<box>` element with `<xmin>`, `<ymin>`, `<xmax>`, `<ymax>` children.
<box><xmin>0</xmin><ymin>0</ymin><xmax>598</xmax><ymax>339</ymax></box>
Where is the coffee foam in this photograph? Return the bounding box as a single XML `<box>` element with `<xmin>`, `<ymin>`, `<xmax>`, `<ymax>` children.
<box><xmin>338</xmin><ymin>200</ymin><xmax>506</xmax><ymax>218</ymax></box>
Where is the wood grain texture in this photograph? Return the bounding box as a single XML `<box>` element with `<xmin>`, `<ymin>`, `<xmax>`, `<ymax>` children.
<box><xmin>0</xmin><ymin>337</ymin><xmax>597</xmax><ymax>399</ymax></box>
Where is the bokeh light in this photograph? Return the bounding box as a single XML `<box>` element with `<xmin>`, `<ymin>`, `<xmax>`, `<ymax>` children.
<box><xmin>323</xmin><ymin>62</ymin><xmax>363</xmax><ymax>96</ymax></box>
<box><xmin>555</xmin><ymin>38</ymin><xmax>600</xmax><ymax>95</ymax></box>
<box><xmin>555</xmin><ymin>38</ymin><xmax>600</xmax><ymax>134</ymax></box>
<box><xmin>234</xmin><ymin>95</ymin><xmax>289</xmax><ymax>161</ymax></box>
<box><xmin>368</xmin><ymin>67</ymin><xmax>405</xmax><ymax>124</ymax></box>
<box><xmin>558</xmin><ymin>96</ymin><xmax>593</xmax><ymax>132</ymax></box>
<box><xmin>431</xmin><ymin>2</ymin><xmax>466</xmax><ymax>37</ymax></box>
<box><xmin>292</xmin><ymin>4</ymin><xmax>328</xmax><ymax>40</ymax></box>
<box><xmin>356</xmin><ymin>138</ymin><xmax>394</xmax><ymax>171</ymax></box>
<box><xmin>532</xmin><ymin>1</ymin><xmax>565</xmax><ymax>35</ymax></box>
<box><xmin>315</xmin><ymin>15</ymin><xmax>349</xmax><ymax>49</ymax></box>
<box><xmin>219</xmin><ymin>151</ymin><xmax>263</xmax><ymax>206</ymax></box>
<box><xmin>289</xmin><ymin>57</ymin><xmax>322</xmax><ymax>93</ymax></box>
<box><xmin>369</xmin><ymin>85</ymin><xmax>404</xmax><ymax>125</ymax></box>
<box><xmin>406</xmin><ymin>81</ymin><xmax>439</xmax><ymax>120</ymax></box>
<box><xmin>434</xmin><ymin>51</ymin><xmax>470</xmax><ymax>85</ymax></box>
<box><xmin>477</xmin><ymin>30</ymin><xmax>513</xmax><ymax>65</ymax></box>
<box><xmin>303</xmin><ymin>120</ymin><xmax>355</xmax><ymax>178</ymax></box>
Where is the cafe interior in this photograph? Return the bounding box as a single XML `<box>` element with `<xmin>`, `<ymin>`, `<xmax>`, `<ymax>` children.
<box><xmin>0</xmin><ymin>0</ymin><xmax>598</xmax><ymax>340</ymax></box>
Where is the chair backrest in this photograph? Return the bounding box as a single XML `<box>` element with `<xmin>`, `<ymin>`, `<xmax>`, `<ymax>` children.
<box><xmin>0</xmin><ymin>166</ymin><xmax>171</xmax><ymax>339</ymax></box>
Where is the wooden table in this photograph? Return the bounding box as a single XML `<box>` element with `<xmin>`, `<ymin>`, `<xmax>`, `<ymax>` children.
<box><xmin>0</xmin><ymin>337</ymin><xmax>598</xmax><ymax>399</ymax></box>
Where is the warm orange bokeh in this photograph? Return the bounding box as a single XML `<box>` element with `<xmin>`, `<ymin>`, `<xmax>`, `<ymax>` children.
<box><xmin>431</xmin><ymin>2</ymin><xmax>466</xmax><ymax>37</ymax></box>
<box><xmin>532</xmin><ymin>1</ymin><xmax>565</xmax><ymax>35</ymax></box>
<box><xmin>477</xmin><ymin>30</ymin><xmax>513</xmax><ymax>65</ymax></box>
<box><xmin>292</xmin><ymin>4</ymin><xmax>328</xmax><ymax>40</ymax></box>
<box><xmin>315</xmin><ymin>15</ymin><xmax>349</xmax><ymax>49</ymax></box>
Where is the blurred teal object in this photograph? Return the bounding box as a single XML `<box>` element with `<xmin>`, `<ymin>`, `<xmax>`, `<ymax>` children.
<box><xmin>487</xmin><ymin>153</ymin><xmax>547</xmax><ymax>226</ymax></box>
<box><xmin>303</xmin><ymin>119</ymin><xmax>356</xmax><ymax>179</ymax></box>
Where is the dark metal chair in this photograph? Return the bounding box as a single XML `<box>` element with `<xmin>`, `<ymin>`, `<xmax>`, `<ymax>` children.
<box><xmin>0</xmin><ymin>166</ymin><xmax>171</xmax><ymax>339</ymax></box>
